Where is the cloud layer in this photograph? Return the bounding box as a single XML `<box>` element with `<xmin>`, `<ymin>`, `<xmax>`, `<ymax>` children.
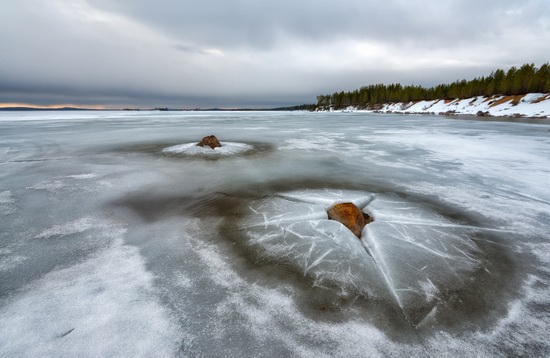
<box><xmin>1</xmin><ymin>0</ymin><xmax>549</xmax><ymax>108</ymax></box>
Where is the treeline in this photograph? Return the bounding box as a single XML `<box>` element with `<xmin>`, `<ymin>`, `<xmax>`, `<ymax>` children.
<box><xmin>316</xmin><ymin>63</ymin><xmax>550</xmax><ymax>110</ymax></box>
<box><xmin>272</xmin><ymin>103</ymin><xmax>317</xmax><ymax>111</ymax></box>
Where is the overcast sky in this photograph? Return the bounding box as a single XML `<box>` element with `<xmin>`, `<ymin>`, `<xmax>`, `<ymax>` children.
<box><xmin>1</xmin><ymin>0</ymin><xmax>549</xmax><ymax>108</ymax></box>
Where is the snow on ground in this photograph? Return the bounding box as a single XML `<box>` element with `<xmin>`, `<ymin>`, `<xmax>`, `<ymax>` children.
<box><xmin>350</xmin><ymin>93</ymin><xmax>550</xmax><ymax>118</ymax></box>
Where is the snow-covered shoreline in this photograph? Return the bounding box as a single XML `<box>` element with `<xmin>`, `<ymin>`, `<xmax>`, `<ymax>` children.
<box><xmin>335</xmin><ymin>93</ymin><xmax>550</xmax><ymax>118</ymax></box>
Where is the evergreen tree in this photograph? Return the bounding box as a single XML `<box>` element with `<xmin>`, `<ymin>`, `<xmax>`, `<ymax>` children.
<box><xmin>316</xmin><ymin>63</ymin><xmax>550</xmax><ymax>110</ymax></box>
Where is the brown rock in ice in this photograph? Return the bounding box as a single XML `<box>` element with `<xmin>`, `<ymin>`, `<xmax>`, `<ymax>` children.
<box><xmin>197</xmin><ymin>135</ymin><xmax>221</xmax><ymax>149</ymax></box>
<box><xmin>327</xmin><ymin>202</ymin><xmax>373</xmax><ymax>238</ymax></box>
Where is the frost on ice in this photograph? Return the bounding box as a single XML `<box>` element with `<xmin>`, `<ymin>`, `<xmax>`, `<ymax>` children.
<box><xmin>162</xmin><ymin>142</ymin><xmax>253</xmax><ymax>157</ymax></box>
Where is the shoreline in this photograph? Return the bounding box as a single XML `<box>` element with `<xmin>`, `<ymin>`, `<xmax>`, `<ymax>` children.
<box><xmin>371</xmin><ymin>110</ymin><xmax>550</xmax><ymax>125</ymax></box>
<box><xmin>321</xmin><ymin>93</ymin><xmax>550</xmax><ymax>120</ymax></box>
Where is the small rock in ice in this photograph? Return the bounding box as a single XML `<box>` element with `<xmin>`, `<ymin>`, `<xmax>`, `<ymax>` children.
<box><xmin>196</xmin><ymin>135</ymin><xmax>221</xmax><ymax>149</ymax></box>
<box><xmin>327</xmin><ymin>202</ymin><xmax>372</xmax><ymax>238</ymax></box>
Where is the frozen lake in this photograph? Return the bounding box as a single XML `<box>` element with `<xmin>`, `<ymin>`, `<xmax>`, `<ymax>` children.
<box><xmin>1</xmin><ymin>110</ymin><xmax>549</xmax><ymax>357</ymax></box>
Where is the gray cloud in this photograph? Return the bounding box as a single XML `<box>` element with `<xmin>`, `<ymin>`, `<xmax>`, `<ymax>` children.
<box><xmin>87</xmin><ymin>0</ymin><xmax>549</xmax><ymax>47</ymax></box>
<box><xmin>1</xmin><ymin>0</ymin><xmax>549</xmax><ymax>108</ymax></box>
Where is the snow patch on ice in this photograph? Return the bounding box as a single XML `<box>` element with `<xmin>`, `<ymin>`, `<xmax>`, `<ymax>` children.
<box><xmin>66</xmin><ymin>173</ymin><xmax>99</xmax><ymax>180</ymax></box>
<box><xmin>360</xmin><ymin>127</ymin><xmax>550</xmax><ymax>236</ymax></box>
<box><xmin>27</xmin><ymin>180</ymin><xmax>66</xmax><ymax>193</ymax></box>
<box><xmin>173</xmin><ymin>271</ymin><xmax>193</xmax><ymax>288</ymax></box>
<box><xmin>98</xmin><ymin>180</ymin><xmax>114</xmax><ymax>188</ymax></box>
<box><xmin>25</xmin><ymin>174</ymin><xmax>110</xmax><ymax>196</ymax></box>
<box><xmin>425</xmin><ymin>274</ymin><xmax>550</xmax><ymax>356</ymax></box>
<box><xmin>213</xmin><ymin>274</ymin><xmax>429</xmax><ymax>357</ymax></box>
<box><xmin>190</xmin><ymin>230</ymin><xmax>425</xmax><ymax>357</ymax></box>
<box><xmin>35</xmin><ymin>217</ymin><xmax>96</xmax><ymax>239</ymax></box>
<box><xmin>0</xmin><ymin>229</ymin><xmax>180</xmax><ymax>357</ymax></box>
<box><xmin>280</xmin><ymin>134</ymin><xmax>365</xmax><ymax>154</ymax></box>
<box><xmin>193</xmin><ymin>237</ymin><xmax>246</xmax><ymax>289</ymax></box>
<box><xmin>0</xmin><ymin>254</ymin><xmax>28</xmax><ymax>272</ymax></box>
<box><xmin>525</xmin><ymin>242</ymin><xmax>550</xmax><ymax>274</ymax></box>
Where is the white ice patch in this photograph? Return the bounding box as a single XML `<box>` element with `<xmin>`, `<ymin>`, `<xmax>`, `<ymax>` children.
<box><xmin>192</xmin><ymin>236</ymin><xmax>246</xmax><ymax>289</ymax></box>
<box><xmin>280</xmin><ymin>134</ymin><xmax>365</xmax><ymax>154</ymax></box>
<box><xmin>66</xmin><ymin>173</ymin><xmax>99</xmax><ymax>180</ymax></box>
<box><xmin>525</xmin><ymin>242</ymin><xmax>550</xmax><ymax>274</ymax></box>
<box><xmin>0</xmin><ymin>190</ymin><xmax>17</xmax><ymax>215</ymax></box>
<box><xmin>0</xmin><ymin>254</ymin><xmax>28</xmax><ymax>272</ymax></box>
<box><xmin>173</xmin><ymin>271</ymin><xmax>193</xmax><ymax>288</ymax></box>
<box><xmin>25</xmin><ymin>174</ymin><xmax>107</xmax><ymax>196</ymax></box>
<box><xmin>425</xmin><ymin>274</ymin><xmax>550</xmax><ymax>356</ymax></box>
<box><xmin>239</xmin><ymin>189</ymin><xmax>485</xmax><ymax>324</ymax></box>
<box><xmin>35</xmin><ymin>217</ymin><xmax>96</xmax><ymax>239</ymax></box>
<box><xmin>98</xmin><ymin>180</ymin><xmax>114</xmax><ymax>188</ymax></box>
<box><xmin>0</xmin><ymin>233</ymin><xmax>180</xmax><ymax>357</ymax></box>
<box><xmin>241</xmin><ymin>197</ymin><xmax>328</xmax><ymax>229</ymax></box>
<box><xmin>365</xmin><ymin>195</ymin><xmax>484</xmax><ymax>316</ymax></box>
<box><xmin>277</xmin><ymin>189</ymin><xmax>374</xmax><ymax>209</ymax></box>
<box><xmin>213</xmin><ymin>280</ymin><xmax>427</xmax><ymax>357</ymax></box>
<box><xmin>26</xmin><ymin>180</ymin><xmax>66</xmax><ymax>193</ymax></box>
<box><xmin>162</xmin><ymin>142</ymin><xmax>253</xmax><ymax>156</ymax></box>
<box><xmin>192</xmin><ymin>232</ymin><xmax>425</xmax><ymax>357</ymax></box>
<box><xmin>358</xmin><ymin>124</ymin><xmax>550</xmax><ymax>225</ymax></box>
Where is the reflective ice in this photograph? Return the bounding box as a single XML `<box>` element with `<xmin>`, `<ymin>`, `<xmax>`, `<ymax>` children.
<box><xmin>1</xmin><ymin>111</ymin><xmax>549</xmax><ymax>357</ymax></box>
<box><xmin>238</xmin><ymin>189</ymin><xmax>487</xmax><ymax>326</ymax></box>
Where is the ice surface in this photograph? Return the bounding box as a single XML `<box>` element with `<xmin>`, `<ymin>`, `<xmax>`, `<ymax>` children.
<box><xmin>239</xmin><ymin>192</ymin><xmax>387</xmax><ymax>298</ymax></box>
<box><xmin>35</xmin><ymin>217</ymin><xmax>96</xmax><ymax>239</ymax></box>
<box><xmin>0</xmin><ymin>110</ymin><xmax>549</xmax><ymax>357</ymax></box>
<box><xmin>238</xmin><ymin>190</ymin><xmax>487</xmax><ymax>325</ymax></box>
<box><xmin>162</xmin><ymin>141</ymin><xmax>253</xmax><ymax>156</ymax></box>
<box><xmin>241</xmin><ymin>197</ymin><xmax>328</xmax><ymax>228</ymax></box>
<box><xmin>366</xmin><ymin>195</ymin><xmax>484</xmax><ymax>323</ymax></box>
<box><xmin>0</xmin><ymin>254</ymin><xmax>27</xmax><ymax>272</ymax></box>
<box><xmin>0</xmin><ymin>221</ymin><xmax>180</xmax><ymax>357</ymax></box>
<box><xmin>277</xmin><ymin>189</ymin><xmax>374</xmax><ymax>209</ymax></box>
<box><xmin>66</xmin><ymin>173</ymin><xmax>99</xmax><ymax>179</ymax></box>
<box><xmin>0</xmin><ymin>190</ymin><xmax>17</xmax><ymax>215</ymax></box>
